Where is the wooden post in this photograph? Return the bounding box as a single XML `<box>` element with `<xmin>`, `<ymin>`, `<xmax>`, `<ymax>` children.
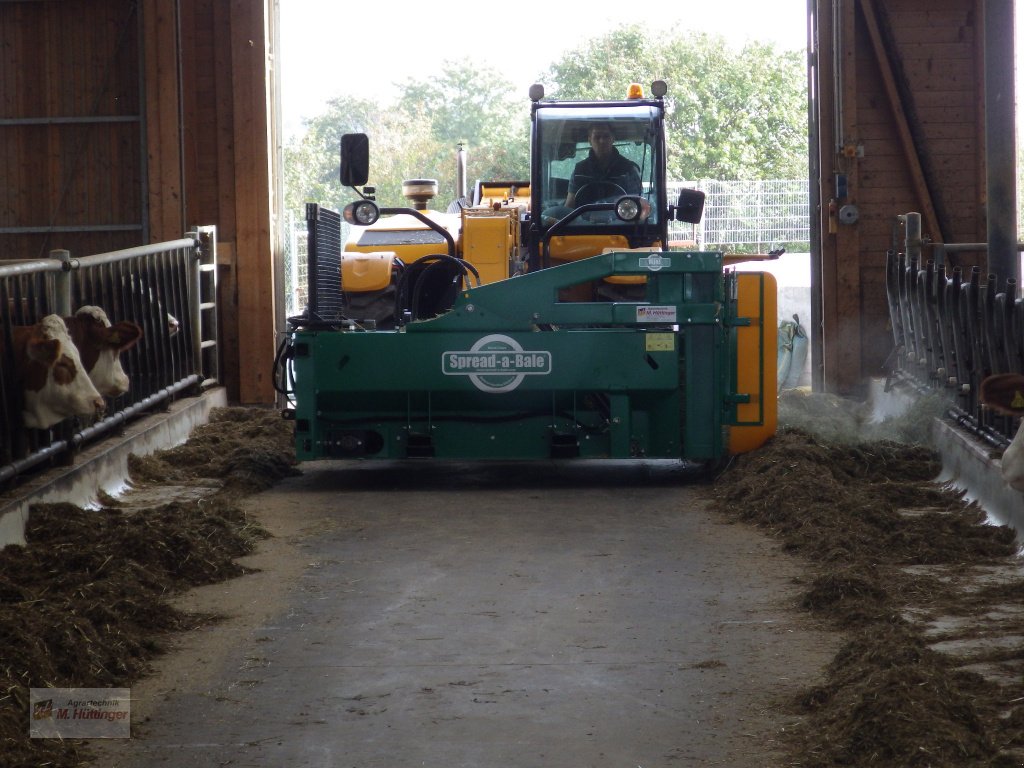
<box><xmin>142</xmin><ymin>0</ymin><xmax>185</xmax><ymax>242</ymax></box>
<box><xmin>229</xmin><ymin>0</ymin><xmax>276</xmax><ymax>404</ymax></box>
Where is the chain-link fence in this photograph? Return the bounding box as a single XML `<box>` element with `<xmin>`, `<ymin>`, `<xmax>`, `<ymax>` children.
<box><xmin>283</xmin><ymin>180</ymin><xmax>811</xmax><ymax>313</ymax></box>
<box><xmin>668</xmin><ymin>179</ymin><xmax>810</xmax><ymax>252</ymax></box>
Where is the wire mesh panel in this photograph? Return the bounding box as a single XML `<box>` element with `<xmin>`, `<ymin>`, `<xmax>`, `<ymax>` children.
<box><xmin>668</xmin><ymin>180</ymin><xmax>810</xmax><ymax>252</ymax></box>
<box><xmin>305</xmin><ymin>203</ymin><xmax>344</xmax><ymax>323</ymax></box>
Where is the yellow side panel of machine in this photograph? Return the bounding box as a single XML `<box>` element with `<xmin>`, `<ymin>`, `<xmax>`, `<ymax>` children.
<box><xmin>601</xmin><ymin>245</ymin><xmax>664</xmax><ymax>285</ymax></box>
<box><xmin>461</xmin><ymin>209</ymin><xmax>518</xmax><ymax>285</ymax></box>
<box><xmin>344</xmin><ymin>212</ymin><xmax>460</xmax><ymax>263</ymax></box>
<box><xmin>549</xmin><ymin>235</ymin><xmax>630</xmax><ymax>263</ymax></box>
<box><xmin>729</xmin><ymin>271</ymin><xmax>778</xmax><ymax>455</ymax></box>
<box><xmin>339</xmin><ymin>252</ymin><xmax>396</xmax><ymax>292</ymax></box>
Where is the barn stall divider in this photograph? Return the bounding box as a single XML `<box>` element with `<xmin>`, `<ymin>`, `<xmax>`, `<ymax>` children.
<box><xmin>0</xmin><ymin>226</ymin><xmax>219</xmax><ymax>487</ymax></box>
<box><xmin>885</xmin><ymin>211</ymin><xmax>1023</xmax><ymax>452</ymax></box>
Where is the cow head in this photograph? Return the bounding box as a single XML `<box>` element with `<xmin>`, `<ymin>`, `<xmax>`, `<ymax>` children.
<box><xmin>65</xmin><ymin>306</ymin><xmax>143</xmax><ymax>397</ymax></box>
<box><xmin>979</xmin><ymin>373</ymin><xmax>1024</xmax><ymax>492</ymax></box>
<box><xmin>18</xmin><ymin>315</ymin><xmax>107</xmax><ymax>429</ymax></box>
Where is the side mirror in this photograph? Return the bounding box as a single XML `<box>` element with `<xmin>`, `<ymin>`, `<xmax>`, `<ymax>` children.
<box><xmin>340</xmin><ymin>133</ymin><xmax>370</xmax><ymax>187</ymax></box>
<box><xmin>673</xmin><ymin>188</ymin><xmax>705</xmax><ymax>224</ymax></box>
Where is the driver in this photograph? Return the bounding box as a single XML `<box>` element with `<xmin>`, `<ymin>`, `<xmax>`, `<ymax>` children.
<box><xmin>565</xmin><ymin>123</ymin><xmax>642</xmax><ymax>207</ymax></box>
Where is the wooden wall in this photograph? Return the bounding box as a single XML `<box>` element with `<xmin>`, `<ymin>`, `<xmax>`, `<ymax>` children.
<box><xmin>0</xmin><ymin>0</ymin><xmax>280</xmax><ymax>404</ymax></box>
<box><xmin>0</xmin><ymin>0</ymin><xmax>144</xmax><ymax>259</ymax></box>
<box><xmin>174</xmin><ymin>0</ymin><xmax>280</xmax><ymax>404</ymax></box>
<box><xmin>812</xmin><ymin>0</ymin><xmax>989</xmax><ymax>394</ymax></box>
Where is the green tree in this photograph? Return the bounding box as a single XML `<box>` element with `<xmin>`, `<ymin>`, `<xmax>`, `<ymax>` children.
<box><xmin>284</xmin><ymin>63</ymin><xmax>530</xmax><ymax>215</ymax></box>
<box><xmin>284</xmin><ymin>26</ymin><xmax>808</xmax><ymax>215</ymax></box>
<box><xmin>283</xmin><ymin>96</ymin><xmax>383</xmax><ymax>212</ymax></box>
<box><xmin>396</xmin><ymin>63</ymin><xmax>530</xmax><ymax>202</ymax></box>
<box><xmin>543</xmin><ymin>27</ymin><xmax>808</xmax><ymax>180</ymax></box>
<box><xmin>540</xmin><ymin>25</ymin><xmax>662</xmax><ymax>101</ymax></box>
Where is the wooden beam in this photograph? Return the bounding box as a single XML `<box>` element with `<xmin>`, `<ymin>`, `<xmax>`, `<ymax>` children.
<box><xmin>229</xmin><ymin>0</ymin><xmax>276</xmax><ymax>404</ymax></box>
<box><xmin>215</xmin><ymin>0</ymin><xmax>240</xmax><ymax>402</ymax></box>
<box><xmin>813</xmin><ymin>0</ymin><xmax>838</xmax><ymax>393</ymax></box>
<box><xmin>142</xmin><ymin>0</ymin><xmax>184</xmax><ymax>242</ymax></box>
<box><xmin>834</xmin><ymin>0</ymin><xmax>862</xmax><ymax>394</ymax></box>
<box><xmin>975</xmin><ymin>0</ymin><xmax>987</xmax><ymax>243</ymax></box>
<box><xmin>857</xmin><ymin>0</ymin><xmax>944</xmax><ymax>245</ymax></box>
<box><xmin>814</xmin><ymin>0</ymin><xmax>863</xmax><ymax>395</ymax></box>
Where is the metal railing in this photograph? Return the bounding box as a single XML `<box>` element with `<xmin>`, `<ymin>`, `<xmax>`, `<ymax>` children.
<box><xmin>885</xmin><ymin>212</ymin><xmax>1023</xmax><ymax>449</ymax></box>
<box><xmin>0</xmin><ymin>227</ymin><xmax>219</xmax><ymax>486</ymax></box>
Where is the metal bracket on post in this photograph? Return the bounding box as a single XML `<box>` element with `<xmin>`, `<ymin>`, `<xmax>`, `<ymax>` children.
<box><xmin>903</xmin><ymin>212</ymin><xmax>922</xmax><ymax>265</ymax></box>
<box><xmin>186</xmin><ymin>226</ymin><xmax>220</xmax><ymax>387</ymax></box>
<box><xmin>50</xmin><ymin>249</ymin><xmax>73</xmax><ymax>317</ymax></box>
<box><xmin>184</xmin><ymin>231</ymin><xmax>203</xmax><ymax>386</ymax></box>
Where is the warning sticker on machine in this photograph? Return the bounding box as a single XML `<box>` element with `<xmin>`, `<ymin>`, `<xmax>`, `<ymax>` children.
<box><xmin>645</xmin><ymin>333</ymin><xmax>676</xmax><ymax>352</ymax></box>
<box><xmin>443</xmin><ymin>334</ymin><xmax>552</xmax><ymax>393</ymax></box>
<box><xmin>636</xmin><ymin>305</ymin><xmax>677</xmax><ymax>323</ymax></box>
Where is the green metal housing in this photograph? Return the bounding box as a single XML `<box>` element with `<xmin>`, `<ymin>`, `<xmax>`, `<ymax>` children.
<box><xmin>290</xmin><ymin>251</ymin><xmax>751</xmax><ymax>462</ymax></box>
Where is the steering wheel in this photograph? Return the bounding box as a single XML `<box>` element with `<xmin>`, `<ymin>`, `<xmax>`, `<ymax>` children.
<box><xmin>574</xmin><ymin>181</ymin><xmax>627</xmax><ymax>206</ymax></box>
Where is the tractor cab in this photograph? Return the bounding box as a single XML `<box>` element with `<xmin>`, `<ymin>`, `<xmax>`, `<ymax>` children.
<box><xmin>535</xmin><ymin>104</ymin><xmax>661</xmax><ymax>232</ymax></box>
<box><xmin>528</xmin><ymin>81</ymin><xmax>705</xmax><ymax>295</ymax></box>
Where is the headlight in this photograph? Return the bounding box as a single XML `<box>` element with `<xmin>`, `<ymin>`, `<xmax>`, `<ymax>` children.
<box><xmin>343</xmin><ymin>200</ymin><xmax>380</xmax><ymax>226</ymax></box>
<box><xmin>616</xmin><ymin>196</ymin><xmax>651</xmax><ymax>222</ymax></box>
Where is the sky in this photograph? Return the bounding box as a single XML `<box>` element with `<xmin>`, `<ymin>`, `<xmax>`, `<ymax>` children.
<box><xmin>278</xmin><ymin>0</ymin><xmax>810</xmax><ymax>140</ymax></box>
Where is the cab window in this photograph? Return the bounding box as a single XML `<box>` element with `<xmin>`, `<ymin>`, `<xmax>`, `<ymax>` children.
<box><xmin>536</xmin><ymin>105</ymin><xmax>660</xmax><ymax>227</ymax></box>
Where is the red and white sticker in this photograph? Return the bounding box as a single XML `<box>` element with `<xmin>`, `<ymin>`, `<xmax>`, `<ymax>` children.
<box><xmin>636</xmin><ymin>305</ymin><xmax>677</xmax><ymax>323</ymax></box>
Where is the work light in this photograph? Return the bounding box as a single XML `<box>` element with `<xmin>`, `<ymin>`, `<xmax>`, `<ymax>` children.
<box><xmin>343</xmin><ymin>200</ymin><xmax>380</xmax><ymax>226</ymax></box>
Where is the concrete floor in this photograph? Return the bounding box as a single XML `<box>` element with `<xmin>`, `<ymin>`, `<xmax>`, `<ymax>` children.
<box><xmin>89</xmin><ymin>460</ymin><xmax>834</xmax><ymax>768</ymax></box>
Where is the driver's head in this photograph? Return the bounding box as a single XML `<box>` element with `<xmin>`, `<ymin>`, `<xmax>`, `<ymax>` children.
<box><xmin>588</xmin><ymin>124</ymin><xmax>615</xmax><ymax>158</ymax></box>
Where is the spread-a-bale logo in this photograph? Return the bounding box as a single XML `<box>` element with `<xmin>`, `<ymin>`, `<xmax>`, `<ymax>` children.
<box><xmin>443</xmin><ymin>334</ymin><xmax>552</xmax><ymax>393</ymax></box>
<box><xmin>639</xmin><ymin>253</ymin><xmax>670</xmax><ymax>271</ymax></box>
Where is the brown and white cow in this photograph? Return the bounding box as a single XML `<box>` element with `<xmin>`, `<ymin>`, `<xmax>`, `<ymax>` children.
<box><xmin>2</xmin><ymin>315</ymin><xmax>106</xmax><ymax>429</ymax></box>
<box><xmin>979</xmin><ymin>373</ymin><xmax>1024</xmax><ymax>492</ymax></box>
<box><xmin>63</xmin><ymin>306</ymin><xmax>143</xmax><ymax>397</ymax></box>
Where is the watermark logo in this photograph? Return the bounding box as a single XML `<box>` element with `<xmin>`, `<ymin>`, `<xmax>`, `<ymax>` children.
<box><xmin>443</xmin><ymin>334</ymin><xmax>552</xmax><ymax>393</ymax></box>
<box><xmin>30</xmin><ymin>688</ymin><xmax>130</xmax><ymax>739</ymax></box>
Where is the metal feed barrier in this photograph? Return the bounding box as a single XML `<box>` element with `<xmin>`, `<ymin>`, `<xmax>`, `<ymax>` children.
<box><xmin>885</xmin><ymin>212</ymin><xmax>1023</xmax><ymax>450</ymax></box>
<box><xmin>0</xmin><ymin>227</ymin><xmax>219</xmax><ymax>486</ymax></box>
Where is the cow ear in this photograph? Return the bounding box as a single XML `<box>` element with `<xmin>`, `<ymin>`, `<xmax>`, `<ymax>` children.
<box><xmin>980</xmin><ymin>374</ymin><xmax>1024</xmax><ymax>416</ymax></box>
<box><xmin>26</xmin><ymin>337</ymin><xmax>61</xmax><ymax>366</ymax></box>
<box><xmin>108</xmin><ymin>321</ymin><xmax>143</xmax><ymax>351</ymax></box>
